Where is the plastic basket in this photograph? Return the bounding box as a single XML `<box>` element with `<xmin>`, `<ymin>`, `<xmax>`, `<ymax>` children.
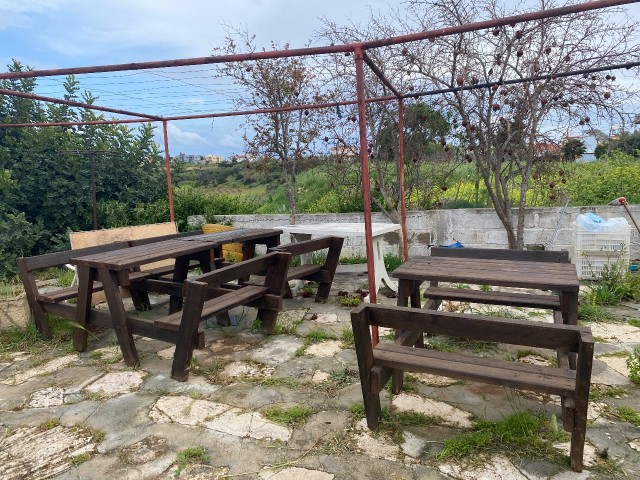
<box><xmin>571</xmin><ymin>249</ymin><xmax>630</xmax><ymax>279</ymax></box>
<box><xmin>572</xmin><ymin>224</ymin><xmax>631</xmax><ymax>253</ymax></box>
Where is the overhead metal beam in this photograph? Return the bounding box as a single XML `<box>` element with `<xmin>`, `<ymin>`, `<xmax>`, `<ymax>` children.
<box><xmin>0</xmin><ymin>88</ymin><xmax>163</xmax><ymax>120</ymax></box>
<box><xmin>362</xmin><ymin>51</ymin><xmax>402</xmax><ymax>98</ymax></box>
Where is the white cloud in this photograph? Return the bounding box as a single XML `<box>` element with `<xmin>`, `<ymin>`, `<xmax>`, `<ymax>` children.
<box><xmin>165</xmin><ymin>122</ymin><xmax>210</xmax><ymax>148</ymax></box>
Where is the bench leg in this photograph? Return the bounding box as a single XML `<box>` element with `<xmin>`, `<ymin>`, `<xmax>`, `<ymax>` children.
<box><xmin>257</xmin><ymin>309</ymin><xmax>279</xmax><ymax>334</ymax></box>
<box><xmin>17</xmin><ymin>260</ymin><xmax>51</xmax><ymax>339</ymax></box>
<box><xmin>171</xmin><ymin>287</ymin><xmax>207</xmax><ymax>382</ymax></box>
<box><xmin>315</xmin><ymin>280</ymin><xmax>331</xmax><ymax>303</ymax></box>
<box><xmin>73</xmin><ymin>266</ymin><xmax>95</xmax><ymax>352</ymax></box>
<box><xmin>282</xmin><ymin>282</ymin><xmax>294</xmax><ymax>299</ymax></box>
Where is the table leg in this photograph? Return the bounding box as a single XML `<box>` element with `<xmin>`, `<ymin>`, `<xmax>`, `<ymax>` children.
<box><xmin>561</xmin><ymin>290</ymin><xmax>579</xmax><ymax>369</ymax></box>
<box><xmin>372</xmin><ymin>236</ymin><xmax>397</xmax><ymax>292</ymax></box>
<box><xmin>73</xmin><ymin>265</ymin><xmax>95</xmax><ymax>352</ymax></box>
<box><xmin>169</xmin><ymin>257</ymin><xmax>191</xmax><ymax>314</ymax></box>
<box><xmin>98</xmin><ymin>268</ymin><xmax>139</xmax><ymax>367</ymax></box>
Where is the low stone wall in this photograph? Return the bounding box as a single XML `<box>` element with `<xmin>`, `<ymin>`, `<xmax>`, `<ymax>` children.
<box><xmin>221</xmin><ymin>205</ymin><xmax>640</xmax><ymax>260</ymax></box>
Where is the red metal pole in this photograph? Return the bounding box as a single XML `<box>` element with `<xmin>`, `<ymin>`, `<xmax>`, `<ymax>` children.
<box><xmin>397</xmin><ymin>99</ymin><xmax>409</xmax><ymax>261</ymax></box>
<box><xmin>162</xmin><ymin>121</ymin><xmax>175</xmax><ymax>223</ymax></box>
<box><xmin>0</xmin><ymin>88</ymin><xmax>163</xmax><ymax>120</ymax></box>
<box><xmin>355</xmin><ymin>45</ymin><xmax>379</xmax><ymax>345</ymax></box>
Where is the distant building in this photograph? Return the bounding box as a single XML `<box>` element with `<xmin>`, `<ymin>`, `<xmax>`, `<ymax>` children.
<box><xmin>203</xmin><ymin>154</ymin><xmax>225</xmax><ymax>164</ymax></box>
<box><xmin>329</xmin><ymin>145</ymin><xmax>358</xmax><ymax>158</ymax></box>
<box><xmin>174</xmin><ymin>153</ymin><xmax>204</xmax><ymax>164</ymax></box>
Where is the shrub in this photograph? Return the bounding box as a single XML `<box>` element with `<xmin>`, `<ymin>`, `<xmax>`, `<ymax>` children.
<box><xmin>0</xmin><ymin>212</ymin><xmax>41</xmax><ymax>278</ymax></box>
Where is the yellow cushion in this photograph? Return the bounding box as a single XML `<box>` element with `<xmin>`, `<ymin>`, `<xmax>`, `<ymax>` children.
<box><xmin>202</xmin><ymin>224</ymin><xmax>243</xmax><ymax>262</ymax></box>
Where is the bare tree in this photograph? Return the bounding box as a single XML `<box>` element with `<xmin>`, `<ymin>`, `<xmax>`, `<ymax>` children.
<box><xmin>215</xmin><ymin>31</ymin><xmax>326</xmax><ymax>224</ymax></box>
<box><xmin>321</xmin><ymin>0</ymin><xmax>640</xmax><ymax>248</ymax></box>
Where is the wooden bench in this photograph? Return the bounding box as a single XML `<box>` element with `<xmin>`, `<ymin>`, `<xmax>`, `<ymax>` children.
<box><xmin>17</xmin><ymin>231</ymin><xmax>203</xmax><ymax>338</ymax></box>
<box><xmin>269</xmin><ymin>236</ymin><xmax>343</xmax><ymax>302</ymax></box>
<box><xmin>153</xmin><ymin>251</ymin><xmax>291</xmax><ymax>381</ymax></box>
<box><xmin>424</xmin><ymin>247</ymin><xmax>570</xmax><ymax>313</ymax></box>
<box><xmin>351</xmin><ymin>303</ymin><xmax>594</xmax><ymax>472</ymax></box>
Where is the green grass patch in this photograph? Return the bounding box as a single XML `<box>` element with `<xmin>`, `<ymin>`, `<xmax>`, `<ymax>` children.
<box><xmin>578</xmin><ymin>299</ymin><xmax>615</xmax><ymax>323</ymax></box>
<box><xmin>0</xmin><ymin>315</ymin><xmax>74</xmax><ymax>354</ymax></box>
<box><xmin>383</xmin><ymin>254</ymin><xmax>403</xmax><ymax>272</ymax></box>
<box><xmin>589</xmin><ymin>385</ymin><xmax>626</xmax><ymax>401</ymax></box>
<box><xmin>627</xmin><ymin>347</ymin><xmax>640</xmax><ymax>384</ymax></box>
<box><xmin>39</xmin><ymin>418</ymin><xmax>61</xmax><ymax>430</ymax></box>
<box><xmin>427</xmin><ymin>335</ymin><xmax>498</xmax><ymax>354</ymax></box>
<box><xmin>438</xmin><ymin>411</ymin><xmax>568</xmax><ymax>463</ymax></box>
<box><xmin>628</xmin><ymin>319</ymin><xmax>640</xmax><ymax>328</ymax></box>
<box><xmin>337</xmin><ymin>295</ymin><xmax>362</xmax><ymax>307</ymax></box>
<box><xmin>339</xmin><ymin>255</ymin><xmax>367</xmax><ymax>265</ymax></box>
<box><xmin>71</xmin><ymin>453</ymin><xmax>92</xmax><ymax>466</ymax></box>
<box><xmin>261</xmin><ymin>405</ymin><xmax>312</xmax><ymax>426</ymax></box>
<box><xmin>175</xmin><ymin>446</ymin><xmax>210</xmax><ymax>477</ymax></box>
<box><xmin>613</xmin><ymin>406</ymin><xmax>640</xmax><ymax>426</ymax></box>
<box><xmin>340</xmin><ymin>327</ymin><xmax>354</xmax><ymax>346</ymax></box>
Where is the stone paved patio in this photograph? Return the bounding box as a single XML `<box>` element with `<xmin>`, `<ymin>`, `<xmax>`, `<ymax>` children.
<box><xmin>1</xmin><ymin>273</ymin><xmax>640</xmax><ymax>479</ymax></box>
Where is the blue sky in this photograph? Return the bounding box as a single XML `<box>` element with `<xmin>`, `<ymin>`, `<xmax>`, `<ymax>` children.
<box><xmin>1</xmin><ymin>1</ymin><xmax>639</xmax><ymax>157</ymax></box>
<box><xmin>0</xmin><ymin>0</ymin><xmax>393</xmax><ymax>157</ymax></box>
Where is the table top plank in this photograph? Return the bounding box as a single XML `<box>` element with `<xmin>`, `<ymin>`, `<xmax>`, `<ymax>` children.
<box><xmin>71</xmin><ymin>229</ymin><xmax>282</xmax><ymax>271</ymax></box>
<box><xmin>392</xmin><ymin>256</ymin><xmax>579</xmax><ymax>292</ymax></box>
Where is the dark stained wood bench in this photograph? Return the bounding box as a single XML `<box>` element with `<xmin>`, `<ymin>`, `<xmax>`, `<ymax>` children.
<box><xmin>351</xmin><ymin>303</ymin><xmax>594</xmax><ymax>472</ymax></box>
<box><xmin>269</xmin><ymin>236</ymin><xmax>343</xmax><ymax>302</ymax></box>
<box><xmin>424</xmin><ymin>247</ymin><xmax>570</xmax><ymax>313</ymax></box>
<box><xmin>17</xmin><ymin>231</ymin><xmax>204</xmax><ymax>338</ymax></box>
<box><xmin>18</xmin><ymin>241</ymin><xmax>133</xmax><ymax>338</ymax></box>
<box><xmin>153</xmin><ymin>251</ymin><xmax>291</xmax><ymax>381</ymax></box>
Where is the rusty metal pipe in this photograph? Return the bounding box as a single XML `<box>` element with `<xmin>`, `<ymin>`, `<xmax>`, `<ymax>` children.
<box><xmin>362</xmin><ymin>51</ymin><xmax>402</xmax><ymax>98</ymax></box>
<box><xmin>0</xmin><ymin>88</ymin><xmax>163</xmax><ymax>120</ymax></box>
<box><xmin>355</xmin><ymin>45</ymin><xmax>379</xmax><ymax>345</ymax></box>
<box><xmin>397</xmin><ymin>99</ymin><xmax>409</xmax><ymax>261</ymax></box>
<box><xmin>0</xmin><ymin>0</ymin><xmax>633</xmax><ymax>82</ymax></box>
<box><xmin>162</xmin><ymin>121</ymin><xmax>175</xmax><ymax>223</ymax></box>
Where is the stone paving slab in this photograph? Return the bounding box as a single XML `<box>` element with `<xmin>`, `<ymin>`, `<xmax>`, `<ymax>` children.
<box><xmin>1</xmin><ymin>274</ymin><xmax>639</xmax><ymax>479</ymax></box>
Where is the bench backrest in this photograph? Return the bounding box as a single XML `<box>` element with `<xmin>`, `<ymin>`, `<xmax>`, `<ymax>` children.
<box><xmin>17</xmin><ymin>241</ymin><xmax>131</xmax><ymax>273</ymax></box>
<box><xmin>270</xmin><ymin>236</ymin><xmax>343</xmax><ymax>266</ymax></box>
<box><xmin>430</xmin><ymin>246</ymin><xmax>570</xmax><ymax>263</ymax></box>
<box><xmin>352</xmin><ymin>303</ymin><xmax>590</xmax><ymax>352</ymax></box>
<box><xmin>186</xmin><ymin>252</ymin><xmax>291</xmax><ymax>294</ymax></box>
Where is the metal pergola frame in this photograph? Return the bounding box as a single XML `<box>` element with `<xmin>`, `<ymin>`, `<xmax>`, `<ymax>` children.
<box><xmin>1</xmin><ymin>0</ymin><xmax>637</xmax><ymax>343</ymax></box>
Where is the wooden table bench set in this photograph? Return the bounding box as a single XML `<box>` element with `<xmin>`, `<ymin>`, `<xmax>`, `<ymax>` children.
<box><xmin>351</xmin><ymin>247</ymin><xmax>594</xmax><ymax>472</ymax></box>
<box><xmin>19</xmin><ymin>227</ymin><xmax>593</xmax><ymax>470</ymax></box>
<box><xmin>18</xmin><ymin>228</ymin><xmax>344</xmax><ymax>382</ymax></box>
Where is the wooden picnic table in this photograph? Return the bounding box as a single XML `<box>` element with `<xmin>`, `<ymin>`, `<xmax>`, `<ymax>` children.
<box><xmin>392</xmin><ymin>256</ymin><xmax>580</xmax><ymax>325</ymax></box>
<box><xmin>69</xmin><ymin>228</ymin><xmax>282</xmax><ymax>366</ymax></box>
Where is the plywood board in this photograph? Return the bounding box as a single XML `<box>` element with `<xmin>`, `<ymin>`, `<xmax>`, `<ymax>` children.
<box><xmin>69</xmin><ymin>222</ymin><xmax>177</xmax><ymax>303</ymax></box>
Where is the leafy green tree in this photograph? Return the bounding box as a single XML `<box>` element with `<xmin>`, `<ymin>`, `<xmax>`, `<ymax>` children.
<box><xmin>595</xmin><ymin>131</ymin><xmax>640</xmax><ymax>158</ymax></box>
<box><xmin>562</xmin><ymin>138</ymin><xmax>587</xmax><ymax>162</ymax></box>
<box><xmin>0</xmin><ymin>60</ymin><xmax>168</xmax><ymax>276</ymax></box>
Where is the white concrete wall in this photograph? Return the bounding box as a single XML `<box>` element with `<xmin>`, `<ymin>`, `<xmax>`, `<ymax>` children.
<box><xmin>220</xmin><ymin>205</ymin><xmax>640</xmax><ymax>260</ymax></box>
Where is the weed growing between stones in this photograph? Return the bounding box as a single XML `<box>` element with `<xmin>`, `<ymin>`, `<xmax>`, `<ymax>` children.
<box><xmin>589</xmin><ymin>385</ymin><xmax>626</xmax><ymax>401</ymax></box>
<box><xmin>39</xmin><ymin>418</ymin><xmax>61</xmax><ymax>430</ymax></box>
<box><xmin>349</xmin><ymin>403</ymin><xmax>440</xmax><ymax>444</ymax></box>
<box><xmin>626</xmin><ymin>347</ymin><xmax>640</xmax><ymax>384</ymax></box>
<box><xmin>71</xmin><ymin>453</ymin><xmax>91</xmax><ymax>466</ymax></box>
<box><xmin>261</xmin><ymin>405</ymin><xmax>312</xmax><ymax>426</ymax></box>
<box><xmin>0</xmin><ymin>315</ymin><xmax>73</xmax><ymax>355</ymax></box>
<box><xmin>436</xmin><ymin>410</ymin><xmax>568</xmax><ymax>464</ymax></box>
<box><xmin>337</xmin><ymin>295</ymin><xmax>362</xmax><ymax>308</ymax></box>
<box><xmin>296</xmin><ymin>329</ymin><xmax>338</xmax><ymax>356</ymax></box>
<box><xmin>578</xmin><ymin>301</ymin><xmax>615</xmax><ymax>323</ymax></box>
<box><xmin>427</xmin><ymin>335</ymin><xmax>498</xmax><ymax>354</ymax></box>
<box><xmin>174</xmin><ymin>446</ymin><xmax>210</xmax><ymax>477</ymax></box>
<box><xmin>386</xmin><ymin>374</ymin><xmax>419</xmax><ymax>394</ymax></box>
<box><xmin>340</xmin><ymin>327</ymin><xmax>354</xmax><ymax>346</ymax></box>
<box><xmin>609</xmin><ymin>405</ymin><xmax>640</xmax><ymax>426</ymax></box>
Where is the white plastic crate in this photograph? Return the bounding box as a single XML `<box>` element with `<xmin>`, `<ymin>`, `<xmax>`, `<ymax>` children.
<box><xmin>571</xmin><ymin>249</ymin><xmax>630</xmax><ymax>279</ymax></box>
<box><xmin>572</xmin><ymin>224</ymin><xmax>631</xmax><ymax>253</ymax></box>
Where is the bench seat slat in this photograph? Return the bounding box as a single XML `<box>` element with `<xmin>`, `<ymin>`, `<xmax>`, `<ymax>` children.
<box><xmin>424</xmin><ymin>286</ymin><xmax>560</xmax><ymax>310</ymax></box>
<box><xmin>155</xmin><ymin>285</ymin><xmax>269</xmax><ymax>331</ymax></box>
<box><xmin>286</xmin><ymin>264</ymin><xmax>322</xmax><ymax>280</ymax></box>
<box><xmin>374</xmin><ymin>343</ymin><xmax>576</xmax><ymax>397</ymax></box>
